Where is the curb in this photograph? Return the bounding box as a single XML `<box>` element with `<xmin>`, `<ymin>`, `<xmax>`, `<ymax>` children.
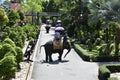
<box><xmin>25</xmin><ymin>28</ymin><xmax>41</xmax><ymax>80</ymax></box>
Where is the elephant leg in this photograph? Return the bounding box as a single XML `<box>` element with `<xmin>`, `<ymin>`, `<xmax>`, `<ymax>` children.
<box><xmin>58</xmin><ymin>52</ymin><xmax>63</xmax><ymax>61</ymax></box>
<box><xmin>46</xmin><ymin>53</ymin><xmax>48</xmax><ymax>62</ymax></box>
<box><xmin>49</xmin><ymin>53</ymin><xmax>53</xmax><ymax>62</ymax></box>
<box><xmin>45</xmin><ymin>50</ymin><xmax>49</xmax><ymax>62</ymax></box>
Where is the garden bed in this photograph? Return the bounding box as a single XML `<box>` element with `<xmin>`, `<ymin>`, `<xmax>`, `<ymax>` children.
<box><xmin>73</xmin><ymin>43</ymin><xmax>120</xmax><ymax>62</ymax></box>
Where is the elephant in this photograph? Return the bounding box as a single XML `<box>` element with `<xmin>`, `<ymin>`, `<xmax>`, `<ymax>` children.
<box><xmin>40</xmin><ymin>39</ymin><xmax>71</xmax><ymax>62</ymax></box>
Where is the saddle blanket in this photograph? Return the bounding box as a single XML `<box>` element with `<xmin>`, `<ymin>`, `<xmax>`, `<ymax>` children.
<box><xmin>53</xmin><ymin>40</ymin><xmax>63</xmax><ymax>49</ymax></box>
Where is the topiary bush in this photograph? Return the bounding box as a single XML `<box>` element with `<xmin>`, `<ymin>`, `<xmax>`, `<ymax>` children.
<box><xmin>29</xmin><ymin>37</ymin><xmax>34</xmax><ymax>45</ymax></box>
<box><xmin>0</xmin><ymin>56</ymin><xmax>17</xmax><ymax>80</ymax></box>
<box><xmin>98</xmin><ymin>65</ymin><xmax>110</xmax><ymax>80</ymax></box>
<box><xmin>99</xmin><ymin>64</ymin><xmax>120</xmax><ymax>80</ymax></box>
<box><xmin>15</xmin><ymin>47</ymin><xmax>23</xmax><ymax>69</ymax></box>
<box><xmin>7</xmin><ymin>10</ymin><xmax>20</xmax><ymax>26</ymax></box>
<box><xmin>2</xmin><ymin>38</ymin><xmax>16</xmax><ymax>47</ymax></box>
<box><xmin>0</xmin><ymin>43</ymin><xmax>17</xmax><ymax>59</ymax></box>
<box><xmin>73</xmin><ymin>43</ymin><xmax>92</xmax><ymax>61</ymax></box>
<box><xmin>108</xmin><ymin>77</ymin><xmax>118</xmax><ymax>80</ymax></box>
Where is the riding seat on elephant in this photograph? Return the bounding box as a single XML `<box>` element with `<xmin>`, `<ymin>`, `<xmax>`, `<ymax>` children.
<box><xmin>40</xmin><ymin>38</ymin><xmax>71</xmax><ymax>62</ymax></box>
<box><xmin>53</xmin><ymin>32</ymin><xmax>62</xmax><ymax>49</ymax></box>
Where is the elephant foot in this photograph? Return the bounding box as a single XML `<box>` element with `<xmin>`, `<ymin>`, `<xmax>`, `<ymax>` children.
<box><xmin>58</xmin><ymin>58</ymin><xmax>62</xmax><ymax>61</ymax></box>
<box><xmin>46</xmin><ymin>59</ymin><xmax>48</xmax><ymax>62</ymax></box>
<box><xmin>58</xmin><ymin>56</ymin><xmax>62</xmax><ymax>61</ymax></box>
<box><xmin>49</xmin><ymin>59</ymin><xmax>53</xmax><ymax>62</ymax></box>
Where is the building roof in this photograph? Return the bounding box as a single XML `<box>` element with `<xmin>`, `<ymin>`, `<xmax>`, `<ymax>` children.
<box><xmin>9</xmin><ymin>3</ymin><xmax>20</xmax><ymax>10</ymax></box>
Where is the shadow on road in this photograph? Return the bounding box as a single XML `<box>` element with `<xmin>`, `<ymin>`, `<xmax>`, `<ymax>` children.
<box><xmin>39</xmin><ymin>59</ymin><xmax>69</xmax><ymax>65</ymax></box>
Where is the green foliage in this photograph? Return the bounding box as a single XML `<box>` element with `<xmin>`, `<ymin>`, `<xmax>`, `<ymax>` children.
<box><xmin>2</xmin><ymin>38</ymin><xmax>16</xmax><ymax>47</ymax></box>
<box><xmin>99</xmin><ymin>65</ymin><xmax>110</xmax><ymax>80</ymax></box>
<box><xmin>98</xmin><ymin>43</ymin><xmax>114</xmax><ymax>56</ymax></box>
<box><xmin>108</xmin><ymin>77</ymin><xmax>118</xmax><ymax>80</ymax></box>
<box><xmin>21</xmin><ymin>0</ymin><xmax>43</xmax><ymax>12</ymax></box>
<box><xmin>1</xmin><ymin>32</ymin><xmax>9</xmax><ymax>41</ymax></box>
<box><xmin>0</xmin><ymin>43</ymin><xmax>17</xmax><ymax>59</ymax></box>
<box><xmin>94</xmin><ymin>38</ymin><xmax>101</xmax><ymax>45</ymax></box>
<box><xmin>7</xmin><ymin>10</ymin><xmax>20</xmax><ymax>26</ymax></box>
<box><xmin>9</xmin><ymin>31</ymin><xmax>18</xmax><ymax>41</ymax></box>
<box><xmin>99</xmin><ymin>64</ymin><xmax>120</xmax><ymax>80</ymax></box>
<box><xmin>15</xmin><ymin>47</ymin><xmax>23</xmax><ymax>64</ymax></box>
<box><xmin>18</xmin><ymin>10</ymin><xmax>24</xmax><ymax>21</ymax></box>
<box><xmin>86</xmin><ymin>39</ymin><xmax>92</xmax><ymax>51</ymax></box>
<box><xmin>22</xmin><ymin>24</ymin><xmax>38</xmax><ymax>39</ymax></box>
<box><xmin>6</xmin><ymin>26</ymin><xmax>27</xmax><ymax>48</ymax></box>
<box><xmin>0</xmin><ymin>56</ymin><xmax>17</xmax><ymax>80</ymax></box>
<box><xmin>73</xmin><ymin>44</ymin><xmax>92</xmax><ymax>61</ymax></box>
<box><xmin>42</xmin><ymin>0</ymin><xmax>59</xmax><ymax>12</ymax></box>
<box><xmin>15</xmin><ymin>39</ymin><xmax>24</xmax><ymax>48</ymax></box>
<box><xmin>0</xmin><ymin>7</ymin><xmax>9</xmax><ymax>30</ymax></box>
<box><xmin>29</xmin><ymin>37</ymin><xmax>34</xmax><ymax>45</ymax></box>
<box><xmin>67</xmin><ymin>24</ymin><xmax>75</xmax><ymax>37</ymax></box>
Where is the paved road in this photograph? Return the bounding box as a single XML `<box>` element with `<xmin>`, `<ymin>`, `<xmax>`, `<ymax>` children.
<box><xmin>30</xmin><ymin>24</ymin><xmax>118</xmax><ymax>80</ymax></box>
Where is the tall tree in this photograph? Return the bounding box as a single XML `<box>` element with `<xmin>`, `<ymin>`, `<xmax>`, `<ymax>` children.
<box><xmin>21</xmin><ymin>0</ymin><xmax>43</xmax><ymax>24</ymax></box>
<box><xmin>21</xmin><ymin>0</ymin><xmax>43</xmax><ymax>12</ymax></box>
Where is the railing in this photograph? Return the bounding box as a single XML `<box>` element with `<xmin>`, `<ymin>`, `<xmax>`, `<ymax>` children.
<box><xmin>25</xmin><ymin>12</ymin><xmax>62</xmax><ymax>16</ymax></box>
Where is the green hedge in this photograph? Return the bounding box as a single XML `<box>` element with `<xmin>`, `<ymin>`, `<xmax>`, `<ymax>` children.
<box><xmin>92</xmin><ymin>56</ymin><xmax>119</xmax><ymax>62</ymax></box>
<box><xmin>108</xmin><ymin>77</ymin><xmax>118</xmax><ymax>80</ymax></box>
<box><xmin>99</xmin><ymin>64</ymin><xmax>120</xmax><ymax>80</ymax></box>
<box><xmin>0</xmin><ymin>56</ymin><xmax>17</xmax><ymax>80</ymax></box>
<box><xmin>73</xmin><ymin>44</ymin><xmax>92</xmax><ymax>61</ymax></box>
<box><xmin>73</xmin><ymin>43</ymin><xmax>119</xmax><ymax>62</ymax></box>
<box><xmin>98</xmin><ymin>65</ymin><xmax>110</xmax><ymax>80</ymax></box>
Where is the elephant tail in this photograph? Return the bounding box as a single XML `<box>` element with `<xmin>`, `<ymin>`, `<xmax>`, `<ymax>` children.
<box><xmin>39</xmin><ymin>45</ymin><xmax>45</xmax><ymax>53</ymax></box>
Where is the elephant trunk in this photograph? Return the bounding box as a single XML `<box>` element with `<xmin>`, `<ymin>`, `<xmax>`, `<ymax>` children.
<box><xmin>64</xmin><ymin>48</ymin><xmax>71</xmax><ymax>58</ymax></box>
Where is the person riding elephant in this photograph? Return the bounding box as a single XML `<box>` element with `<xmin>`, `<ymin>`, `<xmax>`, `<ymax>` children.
<box><xmin>55</xmin><ymin>20</ymin><xmax>62</xmax><ymax>27</ymax></box>
<box><xmin>45</xmin><ymin>19</ymin><xmax>51</xmax><ymax>33</ymax></box>
<box><xmin>40</xmin><ymin>36</ymin><xmax>71</xmax><ymax>62</ymax></box>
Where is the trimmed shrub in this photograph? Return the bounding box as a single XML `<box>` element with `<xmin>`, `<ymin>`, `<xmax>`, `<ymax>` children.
<box><xmin>73</xmin><ymin>44</ymin><xmax>92</xmax><ymax>61</ymax></box>
<box><xmin>15</xmin><ymin>47</ymin><xmax>23</xmax><ymax>68</ymax></box>
<box><xmin>2</xmin><ymin>38</ymin><xmax>16</xmax><ymax>47</ymax></box>
<box><xmin>0</xmin><ymin>43</ymin><xmax>17</xmax><ymax>59</ymax></box>
<box><xmin>7</xmin><ymin>10</ymin><xmax>20</xmax><ymax>26</ymax></box>
<box><xmin>29</xmin><ymin>37</ymin><xmax>34</xmax><ymax>45</ymax></box>
<box><xmin>0</xmin><ymin>56</ymin><xmax>17</xmax><ymax>80</ymax></box>
<box><xmin>92</xmin><ymin>55</ymin><xmax>119</xmax><ymax>62</ymax></box>
<box><xmin>15</xmin><ymin>39</ymin><xmax>24</xmax><ymax>48</ymax></box>
<box><xmin>98</xmin><ymin>65</ymin><xmax>110</xmax><ymax>80</ymax></box>
<box><xmin>107</xmin><ymin>64</ymin><xmax>120</xmax><ymax>73</ymax></box>
<box><xmin>108</xmin><ymin>77</ymin><xmax>118</xmax><ymax>80</ymax></box>
<box><xmin>99</xmin><ymin>64</ymin><xmax>120</xmax><ymax>80</ymax></box>
<box><xmin>73</xmin><ymin>43</ymin><xmax>119</xmax><ymax>62</ymax></box>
